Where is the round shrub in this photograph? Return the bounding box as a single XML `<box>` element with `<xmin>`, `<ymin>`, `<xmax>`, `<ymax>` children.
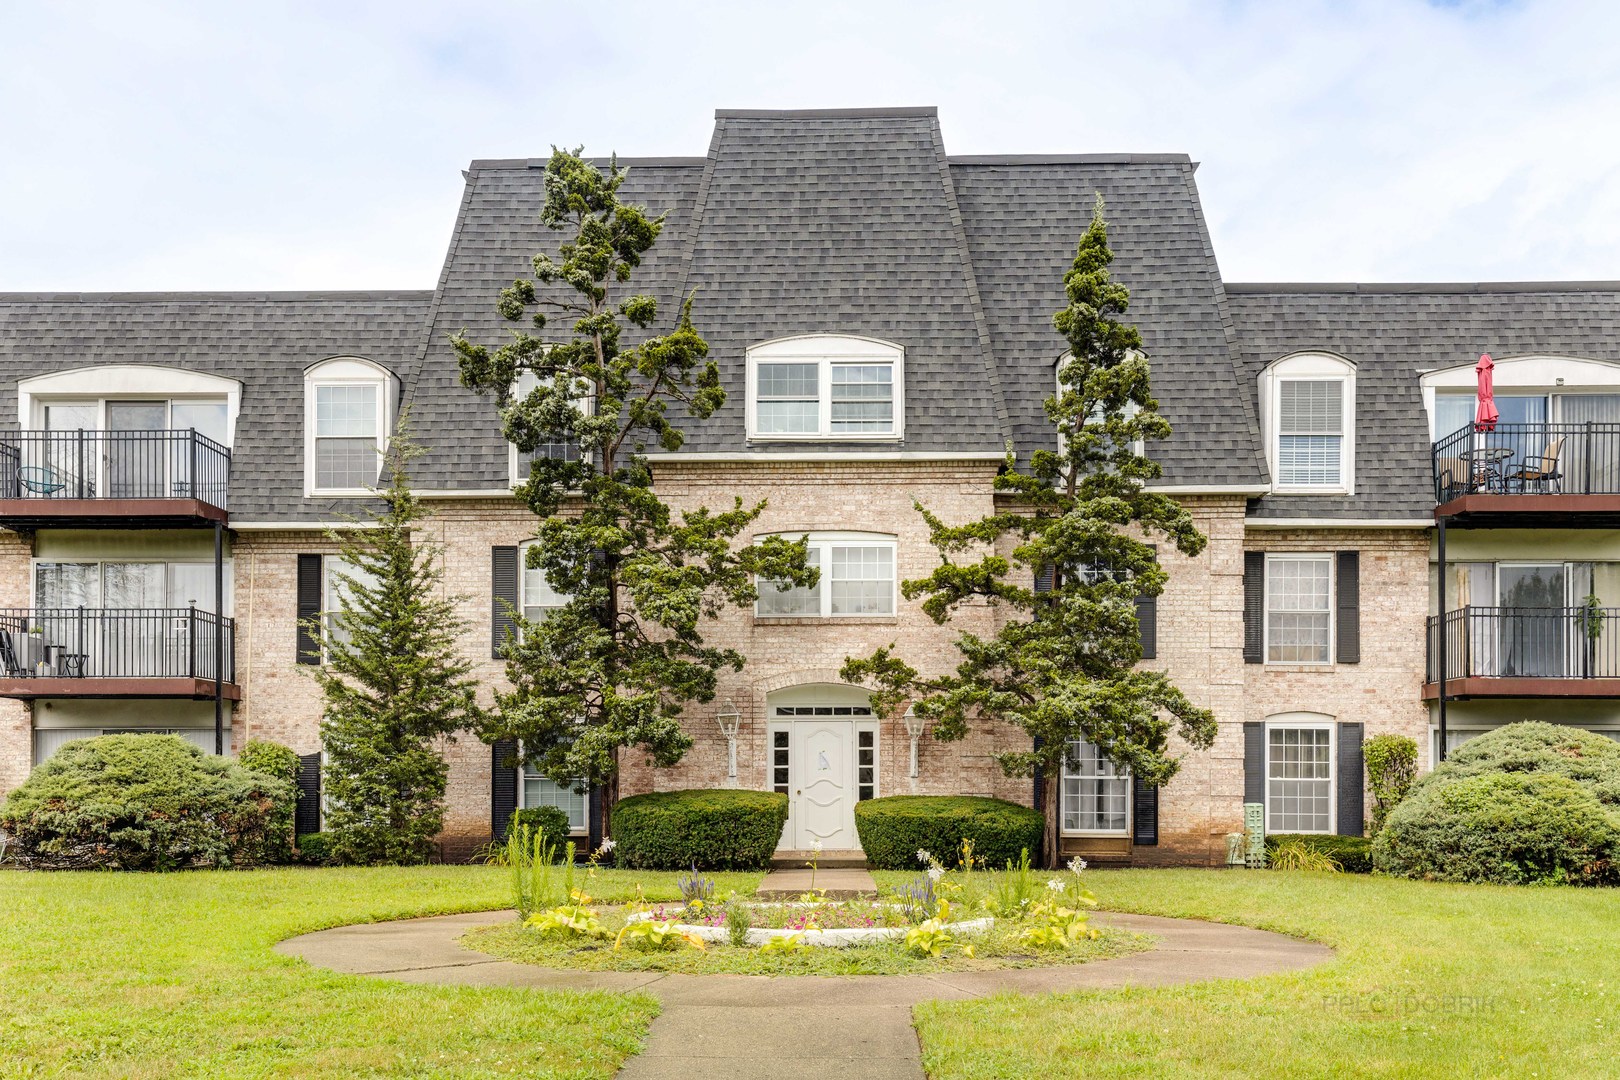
<box><xmin>1440</xmin><ymin>722</ymin><xmax>1620</xmax><ymax>805</ymax></box>
<box><xmin>1375</xmin><ymin>771</ymin><xmax>1620</xmax><ymax>886</ymax></box>
<box><xmin>855</xmin><ymin>795</ymin><xmax>1044</xmax><ymax>870</ymax></box>
<box><xmin>237</xmin><ymin>739</ymin><xmax>300</xmax><ymax>864</ymax></box>
<box><xmin>611</xmin><ymin>789</ymin><xmax>788</xmax><ymax>870</ymax></box>
<box><xmin>295</xmin><ymin>831</ymin><xmax>334</xmax><ymax>866</ymax></box>
<box><xmin>509</xmin><ymin>805</ymin><xmax>574</xmax><ymax>859</ymax></box>
<box><xmin>0</xmin><ymin>734</ymin><xmax>296</xmax><ymax>871</ymax></box>
<box><xmin>1264</xmin><ymin>833</ymin><xmax>1373</xmax><ymax>873</ymax></box>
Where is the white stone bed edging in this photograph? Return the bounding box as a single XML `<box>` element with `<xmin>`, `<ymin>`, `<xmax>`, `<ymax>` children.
<box><xmin>626</xmin><ymin>905</ymin><xmax>995</xmax><ymax>948</ymax></box>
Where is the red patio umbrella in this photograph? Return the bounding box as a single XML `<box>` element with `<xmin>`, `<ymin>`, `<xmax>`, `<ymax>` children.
<box><xmin>1474</xmin><ymin>353</ymin><xmax>1499</xmax><ymax>432</ymax></box>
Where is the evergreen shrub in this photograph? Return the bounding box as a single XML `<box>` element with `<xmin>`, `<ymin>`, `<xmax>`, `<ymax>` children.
<box><xmin>855</xmin><ymin>795</ymin><xmax>1044</xmax><ymax>870</ymax></box>
<box><xmin>611</xmin><ymin>790</ymin><xmax>787</xmax><ymax>870</ymax></box>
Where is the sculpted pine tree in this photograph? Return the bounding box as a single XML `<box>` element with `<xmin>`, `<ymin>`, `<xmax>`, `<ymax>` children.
<box><xmin>312</xmin><ymin>427</ymin><xmax>483</xmax><ymax>865</ymax></box>
<box><xmin>452</xmin><ymin>150</ymin><xmax>812</xmax><ymax>830</ymax></box>
<box><xmin>843</xmin><ymin>197</ymin><xmax>1217</xmax><ymax>864</ymax></box>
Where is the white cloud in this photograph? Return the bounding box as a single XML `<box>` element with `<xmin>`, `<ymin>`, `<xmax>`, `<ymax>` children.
<box><xmin>1</xmin><ymin>0</ymin><xmax>1616</xmax><ymax>289</ymax></box>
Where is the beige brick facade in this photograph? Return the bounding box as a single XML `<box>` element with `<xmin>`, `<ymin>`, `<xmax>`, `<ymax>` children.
<box><xmin>0</xmin><ymin>474</ymin><xmax>1439</xmax><ymax>867</ymax></box>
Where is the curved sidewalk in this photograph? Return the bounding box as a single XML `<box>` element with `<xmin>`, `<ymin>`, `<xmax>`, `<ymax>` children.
<box><xmin>277</xmin><ymin>909</ymin><xmax>1331</xmax><ymax>1079</ymax></box>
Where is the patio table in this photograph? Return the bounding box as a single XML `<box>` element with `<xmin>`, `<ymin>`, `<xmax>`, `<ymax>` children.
<box><xmin>1459</xmin><ymin>446</ymin><xmax>1515</xmax><ymax>493</ymax></box>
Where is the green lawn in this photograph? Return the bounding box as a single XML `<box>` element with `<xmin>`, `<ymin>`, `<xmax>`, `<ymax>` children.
<box><xmin>0</xmin><ymin>865</ymin><xmax>757</xmax><ymax>1079</ymax></box>
<box><xmin>915</xmin><ymin>868</ymin><xmax>1620</xmax><ymax>1079</ymax></box>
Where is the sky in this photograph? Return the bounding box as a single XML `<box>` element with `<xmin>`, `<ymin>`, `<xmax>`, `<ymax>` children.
<box><xmin>1</xmin><ymin>0</ymin><xmax>1617</xmax><ymax>291</ymax></box>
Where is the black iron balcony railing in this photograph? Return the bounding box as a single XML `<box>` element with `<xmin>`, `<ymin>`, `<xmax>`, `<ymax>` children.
<box><xmin>1432</xmin><ymin>421</ymin><xmax>1620</xmax><ymax>503</ymax></box>
<box><xmin>0</xmin><ymin>429</ymin><xmax>231</xmax><ymax>508</ymax></box>
<box><xmin>1425</xmin><ymin>605</ymin><xmax>1620</xmax><ymax>683</ymax></box>
<box><xmin>0</xmin><ymin>607</ymin><xmax>235</xmax><ymax>683</ymax></box>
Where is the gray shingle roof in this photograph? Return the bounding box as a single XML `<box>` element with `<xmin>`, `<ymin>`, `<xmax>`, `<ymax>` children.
<box><xmin>406</xmin><ymin>107</ymin><xmax>1268</xmax><ymax>489</ymax></box>
<box><xmin>0</xmin><ymin>291</ymin><xmax>432</xmax><ymax>521</ymax></box>
<box><xmin>1229</xmin><ymin>282</ymin><xmax>1620</xmax><ymax>520</ymax></box>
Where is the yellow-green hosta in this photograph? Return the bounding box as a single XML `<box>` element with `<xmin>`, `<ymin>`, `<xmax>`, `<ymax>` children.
<box><xmin>614</xmin><ymin>918</ymin><xmax>707</xmax><ymax>952</ymax></box>
<box><xmin>525</xmin><ymin>904</ymin><xmax>610</xmax><ymax>940</ymax></box>
<box><xmin>757</xmin><ymin>932</ymin><xmax>809</xmax><ymax>954</ymax></box>
<box><xmin>1018</xmin><ymin>901</ymin><xmax>1100</xmax><ymax>950</ymax></box>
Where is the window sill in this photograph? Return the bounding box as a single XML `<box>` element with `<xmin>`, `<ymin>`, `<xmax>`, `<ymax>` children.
<box><xmin>745</xmin><ymin>434</ymin><xmax>904</xmax><ymax>443</ymax></box>
<box><xmin>1261</xmin><ymin>663</ymin><xmax>1338</xmax><ymax>672</ymax></box>
<box><xmin>1270</xmin><ymin>486</ymin><xmax>1353</xmax><ymax>496</ymax></box>
<box><xmin>753</xmin><ymin>615</ymin><xmax>900</xmax><ymax>626</ymax></box>
<box><xmin>307</xmin><ymin>489</ymin><xmax>376</xmax><ymax>499</ymax></box>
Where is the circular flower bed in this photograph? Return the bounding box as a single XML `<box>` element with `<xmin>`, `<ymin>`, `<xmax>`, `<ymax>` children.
<box><xmin>627</xmin><ymin>900</ymin><xmax>996</xmax><ymax>948</ymax></box>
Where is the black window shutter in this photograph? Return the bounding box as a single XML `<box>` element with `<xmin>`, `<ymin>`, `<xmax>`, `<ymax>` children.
<box><xmin>1034</xmin><ymin>565</ymin><xmax>1055</xmax><ymax>593</ymax></box>
<box><xmin>1337</xmin><ymin>722</ymin><xmax>1365</xmax><ymax>837</ymax></box>
<box><xmin>492</xmin><ymin>546</ymin><xmax>520</xmax><ymax>660</ymax></box>
<box><xmin>587</xmin><ymin>785</ymin><xmax>604</xmax><ymax>853</ymax></box>
<box><xmin>296</xmin><ymin>554</ymin><xmax>323</xmax><ymax>665</ymax></box>
<box><xmin>491</xmin><ymin>738</ymin><xmax>519</xmax><ymax>841</ymax></box>
<box><xmin>1135</xmin><ymin>546</ymin><xmax>1159</xmax><ymax>660</ymax></box>
<box><xmin>295</xmin><ymin>752</ymin><xmax>322</xmax><ymax>835</ymax></box>
<box><xmin>1242</xmin><ymin>551</ymin><xmax>1265</xmax><ymax>664</ymax></box>
<box><xmin>1031</xmin><ymin>735</ymin><xmax>1045</xmax><ymax>812</ymax></box>
<box><xmin>1243</xmin><ymin>722</ymin><xmax>1266</xmax><ymax>807</ymax></box>
<box><xmin>1131</xmin><ymin>776</ymin><xmax>1158</xmax><ymax>846</ymax></box>
<box><xmin>1336</xmin><ymin>551</ymin><xmax>1361</xmax><ymax>664</ymax></box>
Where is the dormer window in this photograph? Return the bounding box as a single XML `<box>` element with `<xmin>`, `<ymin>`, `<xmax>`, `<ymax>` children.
<box><xmin>304</xmin><ymin>358</ymin><xmax>397</xmax><ymax>496</ymax></box>
<box><xmin>1260</xmin><ymin>353</ymin><xmax>1356</xmax><ymax>494</ymax></box>
<box><xmin>745</xmin><ymin>336</ymin><xmax>904</xmax><ymax>441</ymax></box>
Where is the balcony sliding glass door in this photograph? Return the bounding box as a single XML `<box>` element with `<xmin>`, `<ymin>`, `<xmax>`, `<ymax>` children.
<box><xmin>1497</xmin><ymin>564</ymin><xmax>1567</xmax><ymax>678</ymax></box>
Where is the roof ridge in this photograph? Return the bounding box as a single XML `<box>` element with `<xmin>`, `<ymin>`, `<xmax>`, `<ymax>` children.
<box><xmin>0</xmin><ymin>290</ymin><xmax>432</xmax><ymax>302</ymax></box>
<box><xmin>713</xmin><ymin>106</ymin><xmax>937</xmax><ymax>119</ymax></box>
<box><xmin>1227</xmin><ymin>281</ymin><xmax>1620</xmax><ymax>295</ymax></box>
<box><xmin>949</xmin><ymin>153</ymin><xmax>1193</xmax><ymax>165</ymax></box>
<box><xmin>928</xmin><ymin>112</ymin><xmax>1010</xmax><ymax>445</ymax></box>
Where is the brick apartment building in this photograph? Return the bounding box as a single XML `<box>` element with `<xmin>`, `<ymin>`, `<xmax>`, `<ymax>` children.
<box><xmin>3</xmin><ymin>108</ymin><xmax>1617</xmax><ymax>865</ymax></box>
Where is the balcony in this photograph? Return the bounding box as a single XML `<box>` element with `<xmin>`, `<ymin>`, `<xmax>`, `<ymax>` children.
<box><xmin>0</xmin><ymin>607</ymin><xmax>239</xmax><ymax>699</ymax></box>
<box><xmin>1433</xmin><ymin>422</ymin><xmax>1620</xmax><ymax>526</ymax></box>
<box><xmin>0</xmin><ymin>430</ymin><xmax>230</xmax><ymax>528</ymax></box>
<box><xmin>1424</xmin><ymin>605</ymin><xmax>1620</xmax><ymax>698</ymax></box>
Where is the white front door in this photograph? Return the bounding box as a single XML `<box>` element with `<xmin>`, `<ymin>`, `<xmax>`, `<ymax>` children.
<box><xmin>793</xmin><ymin>718</ymin><xmax>855</xmax><ymax>848</ymax></box>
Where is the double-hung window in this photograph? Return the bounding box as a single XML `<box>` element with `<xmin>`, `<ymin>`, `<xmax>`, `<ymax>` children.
<box><xmin>1264</xmin><ymin>354</ymin><xmax>1355</xmax><ymax>493</ymax></box>
<box><xmin>1061</xmin><ymin>738</ymin><xmax>1129</xmax><ymax>835</ymax></box>
<box><xmin>1266</xmin><ymin>722</ymin><xmax>1334</xmax><ymax>833</ymax></box>
<box><xmin>323</xmin><ymin>560</ymin><xmax>378</xmax><ymax>652</ymax></box>
<box><xmin>1265</xmin><ymin>554</ymin><xmax>1333</xmax><ymax>664</ymax></box>
<box><xmin>305</xmin><ymin>358</ymin><xmax>394</xmax><ymax>495</ymax></box>
<box><xmin>519</xmin><ymin>540</ymin><xmax>569</xmax><ymax>623</ymax></box>
<box><xmin>747</xmin><ymin>336</ymin><xmax>904</xmax><ymax>440</ymax></box>
<box><xmin>756</xmin><ymin>533</ymin><xmax>897</xmax><ymax>618</ymax></box>
<box><xmin>520</xmin><ymin>762</ymin><xmax>589</xmax><ymax>833</ymax></box>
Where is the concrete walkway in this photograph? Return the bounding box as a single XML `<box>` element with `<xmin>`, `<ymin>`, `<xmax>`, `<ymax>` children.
<box><xmin>277</xmin><ymin>909</ymin><xmax>1331</xmax><ymax>1079</ymax></box>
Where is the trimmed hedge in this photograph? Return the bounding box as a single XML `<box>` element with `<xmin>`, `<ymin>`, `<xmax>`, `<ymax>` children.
<box><xmin>855</xmin><ymin>795</ymin><xmax>1044</xmax><ymax>871</ymax></box>
<box><xmin>0</xmin><ymin>734</ymin><xmax>295</xmax><ymax>871</ymax></box>
<box><xmin>611</xmin><ymin>789</ymin><xmax>788</xmax><ymax>870</ymax></box>
<box><xmin>295</xmin><ymin>831</ymin><xmax>335</xmax><ymax>866</ymax></box>
<box><xmin>1438</xmin><ymin>722</ymin><xmax>1620</xmax><ymax>805</ymax></box>
<box><xmin>238</xmin><ymin>740</ymin><xmax>300</xmax><ymax>864</ymax></box>
<box><xmin>1375</xmin><ymin>771</ymin><xmax>1620</xmax><ymax>886</ymax></box>
<box><xmin>509</xmin><ymin>805</ymin><xmax>574</xmax><ymax>859</ymax></box>
<box><xmin>1265</xmin><ymin>833</ymin><xmax>1373</xmax><ymax>873</ymax></box>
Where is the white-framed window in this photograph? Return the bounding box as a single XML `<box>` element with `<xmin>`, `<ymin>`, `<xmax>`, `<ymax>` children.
<box><xmin>755</xmin><ymin>532</ymin><xmax>897</xmax><ymax>618</ymax></box>
<box><xmin>745</xmin><ymin>335</ymin><xmax>905</xmax><ymax>440</ymax></box>
<box><xmin>520</xmin><ymin>762</ymin><xmax>589</xmax><ymax>833</ymax></box>
<box><xmin>304</xmin><ymin>358</ymin><xmax>396</xmax><ymax>496</ymax></box>
<box><xmin>1061</xmin><ymin>738</ymin><xmax>1130</xmax><ymax>836</ymax></box>
<box><xmin>1054</xmin><ymin>355</ymin><xmax>1144</xmax><ymax>459</ymax></box>
<box><xmin>1265</xmin><ymin>553</ymin><xmax>1334</xmax><ymax>664</ymax></box>
<box><xmin>1260</xmin><ymin>353</ymin><xmax>1355</xmax><ymax>493</ymax></box>
<box><xmin>323</xmin><ymin>559</ymin><xmax>378</xmax><ymax>652</ymax></box>
<box><xmin>1265</xmin><ymin>717</ymin><xmax>1335</xmax><ymax>834</ymax></box>
<box><xmin>32</xmin><ymin>559</ymin><xmax>232</xmax><ymax>613</ymax></box>
<box><xmin>507</xmin><ymin>369</ymin><xmax>593</xmax><ymax>487</ymax></box>
<box><xmin>519</xmin><ymin>540</ymin><xmax>569</xmax><ymax>623</ymax></box>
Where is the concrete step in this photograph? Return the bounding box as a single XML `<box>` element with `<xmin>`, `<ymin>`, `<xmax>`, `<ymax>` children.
<box><xmin>771</xmin><ymin>849</ymin><xmax>868</xmax><ymax>870</ymax></box>
<box><xmin>755</xmin><ymin>866</ymin><xmax>878</xmax><ymax>901</ymax></box>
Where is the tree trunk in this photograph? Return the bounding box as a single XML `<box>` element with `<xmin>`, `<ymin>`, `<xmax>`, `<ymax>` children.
<box><xmin>1042</xmin><ymin>769</ymin><xmax>1062</xmax><ymax>869</ymax></box>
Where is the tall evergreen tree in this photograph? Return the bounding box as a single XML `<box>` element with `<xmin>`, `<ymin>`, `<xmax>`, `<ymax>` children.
<box><xmin>452</xmin><ymin>150</ymin><xmax>811</xmax><ymax>828</ymax></box>
<box><xmin>311</xmin><ymin>424</ymin><xmax>482</xmax><ymax>865</ymax></box>
<box><xmin>842</xmin><ymin>197</ymin><xmax>1216</xmax><ymax>864</ymax></box>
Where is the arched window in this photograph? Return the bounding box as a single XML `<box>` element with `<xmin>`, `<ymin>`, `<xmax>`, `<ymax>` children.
<box><xmin>1259</xmin><ymin>353</ymin><xmax>1356</xmax><ymax>494</ymax></box>
<box><xmin>303</xmin><ymin>357</ymin><xmax>398</xmax><ymax>496</ymax></box>
<box><xmin>745</xmin><ymin>335</ymin><xmax>905</xmax><ymax>440</ymax></box>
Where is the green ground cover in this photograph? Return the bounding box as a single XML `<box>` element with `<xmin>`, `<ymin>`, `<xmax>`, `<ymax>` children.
<box><xmin>0</xmin><ymin>865</ymin><xmax>756</xmax><ymax>1079</ymax></box>
<box><xmin>914</xmin><ymin>868</ymin><xmax>1620</xmax><ymax>1079</ymax></box>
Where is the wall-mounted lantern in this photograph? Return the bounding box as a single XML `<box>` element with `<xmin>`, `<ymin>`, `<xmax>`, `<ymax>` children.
<box><xmin>714</xmin><ymin>701</ymin><xmax>742</xmax><ymax>787</ymax></box>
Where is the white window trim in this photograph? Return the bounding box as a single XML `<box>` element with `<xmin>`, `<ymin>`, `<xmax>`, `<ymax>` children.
<box><xmin>1264</xmin><ymin>714</ymin><xmax>1336</xmax><ymax>835</ymax></box>
<box><xmin>1263</xmin><ymin>552</ymin><xmax>1335</xmax><ymax>666</ymax></box>
<box><xmin>1054</xmin><ymin>354</ymin><xmax>1145</xmax><ymax>459</ymax></box>
<box><xmin>1059</xmin><ymin>738</ymin><xmax>1132</xmax><ymax>838</ymax></box>
<box><xmin>754</xmin><ymin>531</ymin><xmax>899</xmax><ymax>619</ymax></box>
<box><xmin>506</xmin><ymin>371</ymin><xmax>594</xmax><ymax>488</ymax></box>
<box><xmin>304</xmin><ymin>357</ymin><xmax>397</xmax><ymax>497</ymax></box>
<box><xmin>30</xmin><ymin>557</ymin><xmax>235</xmax><ymax>615</ymax></box>
<box><xmin>1259</xmin><ymin>352</ymin><xmax>1355</xmax><ymax>495</ymax></box>
<box><xmin>517</xmin><ymin>749</ymin><xmax>590</xmax><ymax>835</ymax></box>
<box><xmin>745</xmin><ymin>335</ymin><xmax>905</xmax><ymax>442</ymax></box>
<box><xmin>19</xmin><ymin>366</ymin><xmax>242</xmax><ymax>437</ymax></box>
<box><xmin>518</xmin><ymin>539</ymin><xmax>569</xmax><ymax>625</ymax></box>
<box><xmin>1419</xmin><ymin>355</ymin><xmax>1620</xmax><ymax>440</ymax></box>
<box><xmin>856</xmin><ymin>718</ymin><xmax>880</xmax><ymax>803</ymax></box>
